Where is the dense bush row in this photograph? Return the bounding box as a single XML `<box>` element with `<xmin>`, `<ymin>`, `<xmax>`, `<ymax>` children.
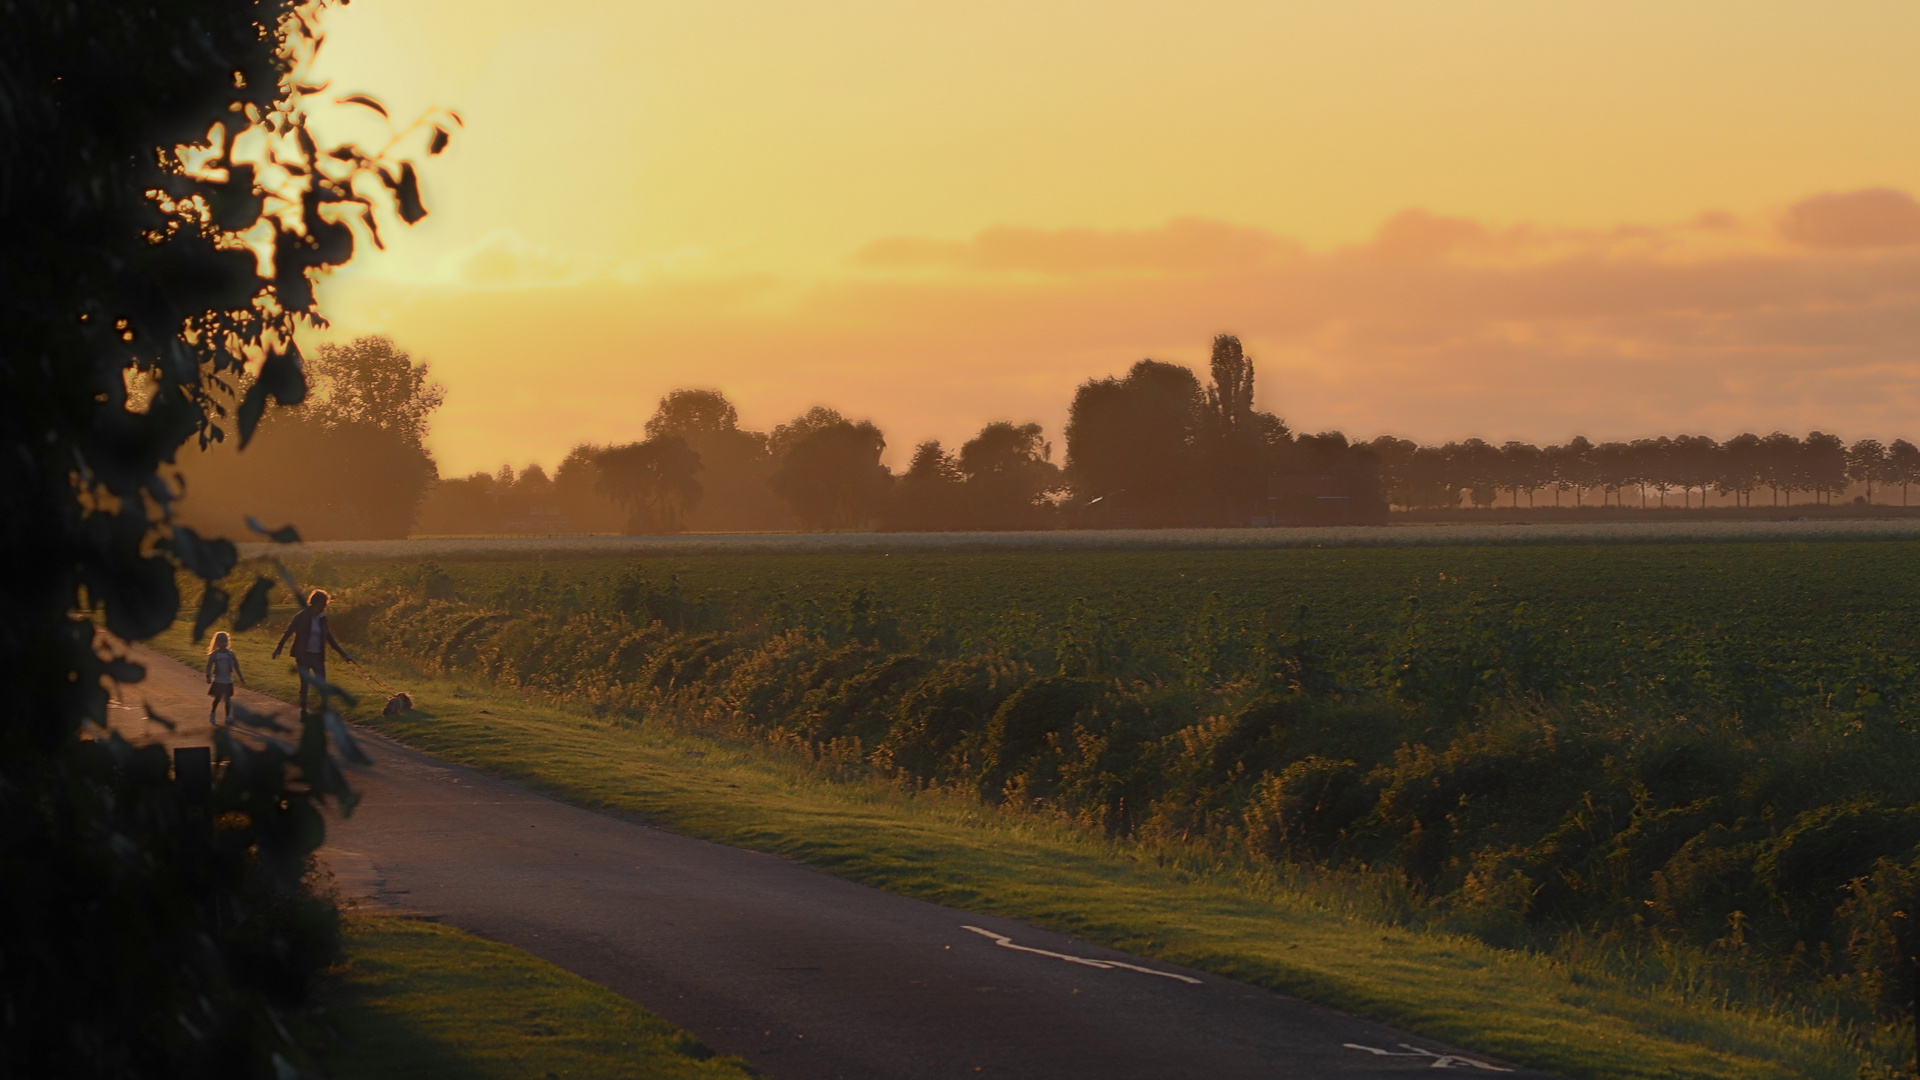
<box><xmin>325</xmin><ymin>563</ymin><xmax>1919</xmax><ymax>1032</ymax></box>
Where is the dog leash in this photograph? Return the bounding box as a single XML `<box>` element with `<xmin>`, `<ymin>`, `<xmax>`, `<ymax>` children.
<box><xmin>345</xmin><ymin>658</ymin><xmax>408</xmax><ymax>699</ymax></box>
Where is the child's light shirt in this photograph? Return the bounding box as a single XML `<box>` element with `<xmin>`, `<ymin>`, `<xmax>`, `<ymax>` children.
<box><xmin>208</xmin><ymin>650</ymin><xmax>238</xmax><ymax>684</ymax></box>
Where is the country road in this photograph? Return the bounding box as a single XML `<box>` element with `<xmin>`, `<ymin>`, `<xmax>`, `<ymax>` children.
<box><xmin>111</xmin><ymin>645</ymin><xmax>1550</xmax><ymax>1079</ymax></box>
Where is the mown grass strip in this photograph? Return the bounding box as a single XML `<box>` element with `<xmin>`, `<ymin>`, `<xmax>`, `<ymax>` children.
<box><xmin>155</xmin><ymin>620</ymin><xmax>1882</xmax><ymax>1080</ymax></box>
<box><xmin>323</xmin><ymin>916</ymin><xmax>754</xmax><ymax>1080</ymax></box>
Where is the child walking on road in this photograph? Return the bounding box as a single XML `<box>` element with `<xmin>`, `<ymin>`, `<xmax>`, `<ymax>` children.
<box><xmin>205</xmin><ymin>631</ymin><xmax>244</xmax><ymax>723</ymax></box>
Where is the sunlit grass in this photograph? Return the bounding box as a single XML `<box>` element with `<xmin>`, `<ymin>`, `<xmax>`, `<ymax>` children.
<box><xmin>151</xmin><ymin>618</ymin><xmax>1910</xmax><ymax>1080</ymax></box>
<box><xmin>322</xmin><ymin>916</ymin><xmax>753</xmax><ymax>1080</ymax></box>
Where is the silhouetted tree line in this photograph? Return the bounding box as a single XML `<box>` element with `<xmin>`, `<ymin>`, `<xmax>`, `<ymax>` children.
<box><xmin>421</xmin><ymin>335</ymin><xmax>1388</xmax><ymax>535</ymax></box>
<box><xmin>1367</xmin><ymin>431</ymin><xmax>1920</xmax><ymax>511</ymax></box>
<box><xmin>276</xmin><ymin>333</ymin><xmax>1920</xmax><ymax>537</ymax></box>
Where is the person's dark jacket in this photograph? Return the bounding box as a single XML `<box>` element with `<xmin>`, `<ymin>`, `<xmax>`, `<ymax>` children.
<box><xmin>273</xmin><ymin>608</ymin><xmax>353</xmax><ymax>661</ymax></box>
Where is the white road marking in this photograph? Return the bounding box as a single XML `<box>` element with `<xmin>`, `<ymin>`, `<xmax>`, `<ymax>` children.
<box><xmin>1344</xmin><ymin>1042</ymin><xmax>1514</xmax><ymax>1071</ymax></box>
<box><xmin>960</xmin><ymin>925</ymin><xmax>1202</xmax><ymax>984</ymax></box>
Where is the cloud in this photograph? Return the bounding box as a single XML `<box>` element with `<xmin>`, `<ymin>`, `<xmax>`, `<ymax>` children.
<box><xmin>318</xmin><ymin>192</ymin><xmax>1920</xmax><ymax>473</ymax></box>
<box><xmin>1778</xmin><ymin>188</ymin><xmax>1920</xmax><ymax>249</ymax></box>
<box><xmin>852</xmin><ymin>217</ymin><xmax>1299</xmax><ymax>276</ymax></box>
<box><xmin>443</xmin><ymin>231</ymin><xmax>730</xmax><ymax>288</ymax></box>
<box><xmin>1361</xmin><ymin>210</ymin><xmax>1496</xmax><ymax>262</ymax></box>
<box><xmin>453</xmin><ymin>231</ymin><xmax>589</xmax><ymax>286</ymax></box>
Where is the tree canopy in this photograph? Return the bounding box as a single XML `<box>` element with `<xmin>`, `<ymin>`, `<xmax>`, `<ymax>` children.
<box><xmin>645</xmin><ymin>388</ymin><xmax>740</xmax><ymax>440</ymax></box>
<box><xmin>597</xmin><ymin>436</ymin><xmax>704</xmax><ymax>534</ymax></box>
<box><xmin>768</xmin><ymin>415</ymin><xmax>891</xmax><ymax>530</ymax></box>
<box><xmin>955</xmin><ymin>421</ymin><xmax>1063</xmax><ymax>530</ymax></box>
<box><xmin>306</xmin><ymin>335</ymin><xmax>447</xmax><ymax>447</ymax></box>
<box><xmin>178</xmin><ymin>334</ymin><xmax>445</xmax><ymax>538</ymax></box>
<box><xmin>1064</xmin><ymin>342</ymin><xmax>1305</xmax><ymax>525</ymax></box>
<box><xmin>1065</xmin><ymin>359</ymin><xmax>1207</xmax><ymax>521</ymax></box>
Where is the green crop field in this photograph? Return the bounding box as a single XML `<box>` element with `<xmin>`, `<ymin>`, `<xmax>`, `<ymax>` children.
<box><xmin>314</xmin><ymin>539</ymin><xmax>1920</xmax><ymax>719</ymax></box>
<box><xmin>174</xmin><ymin>536</ymin><xmax>1920</xmax><ymax>1077</ymax></box>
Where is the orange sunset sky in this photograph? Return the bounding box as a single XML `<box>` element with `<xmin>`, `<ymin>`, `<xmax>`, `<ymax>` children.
<box><xmin>303</xmin><ymin>1</ymin><xmax>1920</xmax><ymax>476</ymax></box>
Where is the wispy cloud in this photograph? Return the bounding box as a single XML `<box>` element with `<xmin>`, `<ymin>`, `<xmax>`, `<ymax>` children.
<box><xmin>852</xmin><ymin>218</ymin><xmax>1299</xmax><ymax>277</ymax></box>
<box><xmin>1777</xmin><ymin>188</ymin><xmax>1920</xmax><ymax>249</ymax></box>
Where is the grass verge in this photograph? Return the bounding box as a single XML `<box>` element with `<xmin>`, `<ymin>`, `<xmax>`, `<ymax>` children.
<box><xmin>323</xmin><ymin>916</ymin><xmax>754</xmax><ymax>1080</ymax></box>
<box><xmin>155</xmin><ymin>619</ymin><xmax>1903</xmax><ymax>1080</ymax></box>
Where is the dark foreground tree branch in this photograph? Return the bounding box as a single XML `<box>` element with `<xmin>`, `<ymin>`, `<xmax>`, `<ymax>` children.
<box><xmin>1</xmin><ymin>1</ymin><xmax>444</xmax><ymax>1074</ymax></box>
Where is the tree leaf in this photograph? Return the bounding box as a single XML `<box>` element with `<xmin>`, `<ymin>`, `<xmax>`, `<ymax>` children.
<box><xmin>335</xmin><ymin>94</ymin><xmax>389</xmax><ymax>118</ymax></box>
<box><xmin>308</xmin><ymin>215</ymin><xmax>354</xmax><ymax>269</ymax></box>
<box><xmin>230</xmin><ymin>703</ymin><xmax>288</xmax><ymax>733</ymax></box>
<box><xmin>271</xmin><ymin>224</ymin><xmax>316</xmax><ymax>313</ymax></box>
<box><xmin>206</xmin><ymin>163</ymin><xmax>261</xmax><ymax>231</ymax></box>
<box><xmin>313</xmin><ymin>742</ymin><xmax>362</xmax><ymax>816</ymax></box>
<box><xmin>244</xmin><ymin>517</ymin><xmax>302</xmax><ymax>544</ymax></box>
<box><xmin>238</xmin><ymin>378</ymin><xmax>269</xmax><ymax>447</ymax></box>
<box><xmin>385</xmin><ymin>162</ymin><xmax>426</xmax><ymax>224</ymax></box>
<box><xmin>323</xmin><ymin>709</ymin><xmax>371</xmax><ymax>765</ymax></box>
<box><xmin>256</xmin><ymin>343</ymin><xmax>307</xmax><ymax>408</ymax></box>
<box><xmin>166</xmin><ymin>525</ymin><xmax>239</xmax><ymax>580</ymax></box>
<box><xmin>296</xmin><ymin>666</ymin><xmax>356</xmax><ymax>708</ymax></box>
<box><xmin>428</xmin><ymin>126</ymin><xmax>450</xmax><ymax>155</ymax></box>
<box><xmin>192</xmin><ymin>585</ymin><xmax>230</xmax><ymax>642</ymax></box>
<box><xmin>233</xmin><ymin>575</ymin><xmax>277</xmax><ymax>630</ymax></box>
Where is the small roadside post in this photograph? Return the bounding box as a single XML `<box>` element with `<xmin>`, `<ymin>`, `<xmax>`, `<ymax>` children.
<box><xmin>173</xmin><ymin>746</ymin><xmax>213</xmax><ymax>829</ymax></box>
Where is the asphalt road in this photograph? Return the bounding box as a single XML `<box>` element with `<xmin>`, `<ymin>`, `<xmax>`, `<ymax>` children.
<box><xmin>113</xmin><ymin>645</ymin><xmax>1550</xmax><ymax>1079</ymax></box>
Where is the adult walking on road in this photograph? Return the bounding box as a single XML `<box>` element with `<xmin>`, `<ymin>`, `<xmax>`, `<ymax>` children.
<box><xmin>272</xmin><ymin>589</ymin><xmax>355</xmax><ymax>713</ymax></box>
